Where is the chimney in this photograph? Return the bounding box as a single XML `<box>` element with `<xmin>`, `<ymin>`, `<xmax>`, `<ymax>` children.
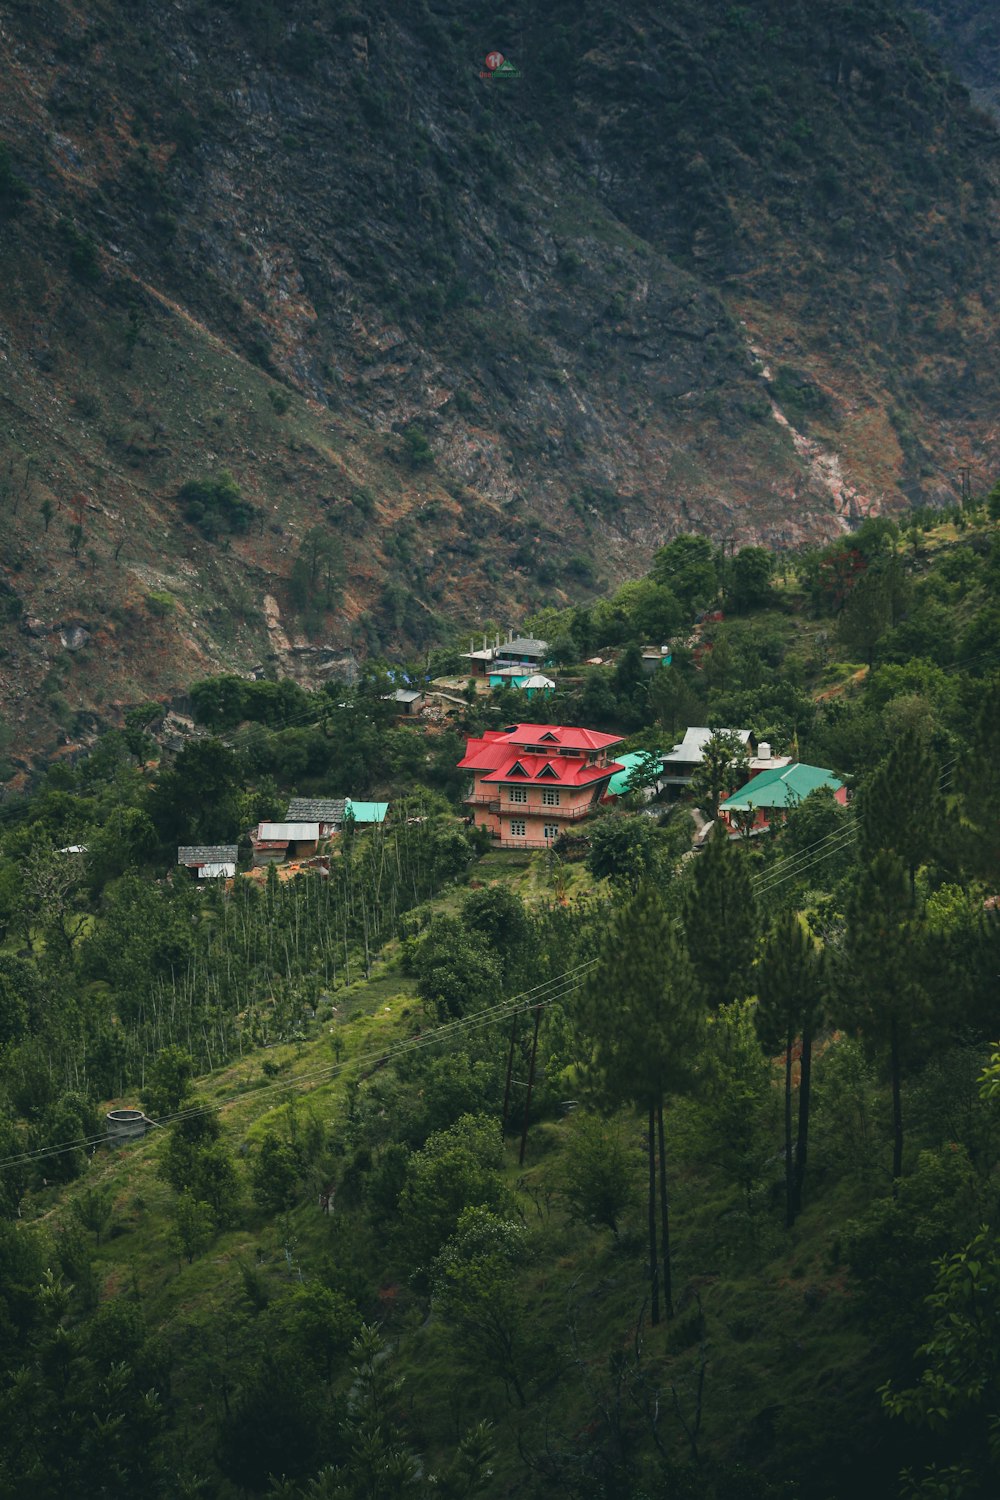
<box><xmin>508</xmin><ymin>627</ymin><xmax>513</xmax><ymax>642</ymax></box>
<box><xmin>495</xmin><ymin>631</ymin><xmax>500</xmax><ymax>649</ymax></box>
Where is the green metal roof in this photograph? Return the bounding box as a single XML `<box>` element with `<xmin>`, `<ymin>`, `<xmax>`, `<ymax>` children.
<box><xmin>608</xmin><ymin>751</ymin><xmax>664</xmax><ymax>797</ymax></box>
<box><xmin>343</xmin><ymin>798</ymin><xmax>389</xmax><ymax>824</ymax></box>
<box><xmin>719</xmin><ymin>762</ymin><xmax>843</xmax><ymax>812</ymax></box>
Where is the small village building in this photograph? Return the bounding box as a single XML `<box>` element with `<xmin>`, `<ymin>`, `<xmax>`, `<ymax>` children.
<box><xmin>640</xmin><ymin>646</ymin><xmax>673</xmax><ymax>676</ymax></box>
<box><xmin>660</xmin><ymin>727</ymin><xmax>757</xmax><ymax>796</ymax></box>
<box><xmin>390</xmin><ymin>688</ymin><xmax>424</xmax><ymax>715</ymax></box>
<box><xmin>461</xmin><ymin>630</ymin><xmax>550</xmax><ymax>677</ymax></box>
<box><xmin>459</xmin><ymin>723</ymin><xmax>624</xmax><ymax>849</ymax></box>
<box><xmin>252</xmin><ymin>799</ymin><xmax>389</xmax><ymax>864</ymax></box>
<box><xmin>252</xmin><ymin>822</ymin><xmax>321</xmax><ymax>864</ymax></box>
<box><xmin>718</xmin><ymin>762</ymin><xmax>847</xmax><ymax>835</ymax></box>
<box><xmin>486</xmin><ymin>667</ymin><xmax>556</xmax><ymax>698</ymax></box>
<box><xmin>286</xmin><ymin>798</ymin><xmax>347</xmax><ymax>836</ymax></box>
<box><xmin>177</xmin><ymin>845</ymin><xmax>238</xmax><ymax>878</ymax></box>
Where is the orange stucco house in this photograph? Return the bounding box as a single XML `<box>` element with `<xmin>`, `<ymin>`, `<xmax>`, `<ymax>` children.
<box><xmin>458</xmin><ymin>723</ymin><xmax>625</xmax><ymax>849</ymax></box>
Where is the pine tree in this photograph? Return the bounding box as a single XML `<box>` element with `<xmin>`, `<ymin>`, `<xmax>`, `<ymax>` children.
<box><xmin>840</xmin><ymin>850</ymin><xmax>927</xmax><ymax>1182</ymax></box>
<box><xmin>581</xmin><ymin>882</ymin><xmax>705</xmax><ymax>1320</ymax></box>
<box><xmin>683</xmin><ymin>825</ymin><xmax>759</xmax><ymax>1009</ymax></box>
<box><xmin>688</xmin><ymin>730</ymin><xmax>748</xmax><ymax>820</ymax></box>
<box><xmin>959</xmin><ymin>671</ymin><xmax>1000</xmax><ymax>882</ymax></box>
<box><xmin>753</xmin><ymin>913</ymin><xmax>825</xmax><ymax>1225</ymax></box>
<box><xmin>855</xmin><ymin>733</ymin><xmax>944</xmax><ymax>892</ymax></box>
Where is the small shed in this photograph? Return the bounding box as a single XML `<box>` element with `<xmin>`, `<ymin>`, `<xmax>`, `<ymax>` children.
<box><xmin>391</xmin><ymin>688</ymin><xmax>424</xmax><ymax>715</ymax></box>
<box><xmin>178</xmin><ymin>845</ymin><xmax>238</xmax><ymax>878</ymax></box>
<box><xmin>254</xmin><ymin>822</ymin><xmax>320</xmax><ymax>861</ymax></box>
<box><xmin>522</xmin><ymin>673</ymin><xmax>556</xmax><ymax>700</ymax></box>
<box><xmin>641</xmin><ymin>646</ymin><xmax>673</xmax><ymax>675</ymax></box>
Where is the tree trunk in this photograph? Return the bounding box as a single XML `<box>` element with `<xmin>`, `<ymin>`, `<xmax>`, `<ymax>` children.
<box><xmin>648</xmin><ymin>1105</ymin><xmax>660</xmax><ymax>1326</ymax></box>
<box><xmin>657</xmin><ymin>1097</ymin><xmax>672</xmax><ymax>1318</ymax></box>
<box><xmin>501</xmin><ymin>1011</ymin><xmax>519</xmax><ymax>1135</ymax></box>
<box><xmin>518</xmin><ymin>1006</ymin><xmax>542</xmax><ymax>1166</ymax></box>
<box><xmin>792</xmin><ymin>1023</ymin><xmax>813</xmax><ymax>1217</ymax></box>
<box><xmin>890</xmin><ymin>1016</ymin><xmax>904</xmax><ymax>1183</ymax></box>
<box><xmin>784</xmin><ymin>1029</ymin><xmax>795</xmax><ymax>1228</ymax></box>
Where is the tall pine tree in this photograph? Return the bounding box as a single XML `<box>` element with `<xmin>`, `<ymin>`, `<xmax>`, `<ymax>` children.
<box><xmin>580</xmin><ymin>882</ymin><xmax>705</xmax><ymax>1321</ymax></box>
<box><xmin>855</xmin><ymin>733</ymin><xmax>944</xmax><ymax>893</ymax></box>
<box><xmin>840</xmin><ymin>850</ymin><xmax>928</xmax><ymax>1182</ymax></box>
<box><xmin>753</xmin><ymin>913</ymin><xmax>825</xmax><ymax>1226</ymax></box>
<box><xmin>683</xmin><ymin>825</ymin><xmax>759</xmax><ymax>1009</ymax></box>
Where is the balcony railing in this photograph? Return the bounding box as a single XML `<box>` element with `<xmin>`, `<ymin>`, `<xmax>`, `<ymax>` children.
<box><xmin>466</xmin><ymin>795</ymin><xmax>598</xmax><ymax>822</ymax></box>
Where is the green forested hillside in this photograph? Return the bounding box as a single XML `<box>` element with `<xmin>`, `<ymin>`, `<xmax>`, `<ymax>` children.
<box><xmin>1</xmin><ymin>508</ymin><xmax>999</xmax><ymax>1497</ymax></box>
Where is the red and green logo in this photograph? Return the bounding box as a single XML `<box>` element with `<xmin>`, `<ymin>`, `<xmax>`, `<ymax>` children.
<box><xmin>480</xmin><ymin>50</ymin><xmax>521</xmax><ymax>79</ymax></box>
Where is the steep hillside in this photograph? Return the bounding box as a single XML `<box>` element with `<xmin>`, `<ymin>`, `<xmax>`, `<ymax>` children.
<box><xmin>914</xmin><ymin>0</ymin><xmax>1000</xmax><ymax>117</ymax></box>
<box><xmin>1</xmin><ymin>0</ymin><xmax>999</xmax><ymax>759</ymax></box>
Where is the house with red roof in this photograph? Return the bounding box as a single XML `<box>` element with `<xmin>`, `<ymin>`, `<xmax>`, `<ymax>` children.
<box><xmin>458</xmin><ymin>723</ymin><xmax>625</xmax><ymax>849</ymax></box>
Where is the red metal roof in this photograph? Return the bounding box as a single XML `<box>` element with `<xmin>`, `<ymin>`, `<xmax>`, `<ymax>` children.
<box><xmin>501</xmin><ymin>723</ymin><xmax>624</xmax><ymax>750</ymax></box>
<box><xmin>252</xmin><ymin>840</ymin><xmax>289</xmax><ymax>850</ymax></box>
<box><xmin>458</xmin><ymin>724</ymin><xmax>623</xmax><ymax>771</ymax></box>
<box><xmin>457</xmin><ymin>736</ymin><xmax>515</xmax><ymax>772</ymax></box>
<box><xmin>478</xmin><ymin>753</ymin><xmax>624</xmax><ymax>787</ymax></box>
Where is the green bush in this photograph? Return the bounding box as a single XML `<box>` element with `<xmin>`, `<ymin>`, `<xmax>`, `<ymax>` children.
<box><xmin>401</xmin><ymin>425</ymin><xmax>433</xmax><ymax>468</ymax></box>
<box><xmin>145</xmin><ymin>591</ymin><xmax>175</xmax><ymax>618</ymax></box>
<box><xmin>177</xmin><ymin>470</ymin><xmax>254</xmax><ymax>538</ymax></box>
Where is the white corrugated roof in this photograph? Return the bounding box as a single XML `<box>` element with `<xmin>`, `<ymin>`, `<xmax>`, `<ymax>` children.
<box><xmin>663</xmin><ymin>727</ymin><xmax>752</xmax><ymax>763</ymax></box>
<box><xmin>257</xmin><ymin>822</ymin><xmax>320</xmax><ymax>841</ymax></box>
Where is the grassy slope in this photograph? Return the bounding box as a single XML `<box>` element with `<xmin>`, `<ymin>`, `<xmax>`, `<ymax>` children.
<box><xmin>24</xmin><ymin>857</ymin><xmax>902</xmax><ymax>1496</ymax></box>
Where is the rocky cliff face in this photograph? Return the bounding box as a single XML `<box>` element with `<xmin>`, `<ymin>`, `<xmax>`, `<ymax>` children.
<box><xmin>1</xmin><ymin>0</ymin><xmax>998</xmax><ymax>761</ymax></box>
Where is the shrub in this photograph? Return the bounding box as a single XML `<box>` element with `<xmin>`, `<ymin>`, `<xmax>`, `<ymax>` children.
<box><xmin>145</xmin><ymin>591</ymin><xmax>175</xmax><ymax>618</ymax></box>
<box><xmin>177</xmin><ymin>470</ymin><xmax>254</xmax><ymax>538</ymax></box>
<box><xmin>401</xmin><ymin>425</ymin><xmax>433</xmax><ymax>468</ymax></box>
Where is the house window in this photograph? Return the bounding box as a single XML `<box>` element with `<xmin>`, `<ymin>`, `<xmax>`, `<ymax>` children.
<box><xmin>543</xmin><ymin>824</ymin><xmax>559</xmax><ymax>841</ymax></box>
<box><xmin>542</xmin><ymin>789</ymin><xmax>560</xmax><ymax>806</ymax></box>
<box><xmin>510</xmin><ymin>820</ymin><xmax>526</xmax><ymax>838</ymax></box>
<box><xmin>508</xmin><ymin>786</ymin><xmax>528</xmax><ymax>803</ymax></box>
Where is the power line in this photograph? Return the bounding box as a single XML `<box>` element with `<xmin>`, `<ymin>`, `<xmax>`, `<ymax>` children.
<box><xmin>752</xmin><ymin>830</ymin><xmax>859</xmax><ymax>897</ymax></box>
<box><xmin>0</xmin><ymin>961</ymin><xmax>601</xmax><ymax>1172</ymax></box>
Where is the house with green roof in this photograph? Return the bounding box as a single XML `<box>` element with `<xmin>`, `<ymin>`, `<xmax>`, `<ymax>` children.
<box><xmin>718</xmin><ymin>762</ymin><xmax>847</xmax><ymax>835</ymax></box>
<box><xmin>343</xmin><ymin>798</ymin><xmax>389</xmax><ymax>826</ymax></box>
<box><xmin>607</xmin><ymin>751</ymin><xmax>666</xmax><ymax>801</ymax></box>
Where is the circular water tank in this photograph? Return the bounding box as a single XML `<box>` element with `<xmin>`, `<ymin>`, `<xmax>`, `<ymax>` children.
<box><xmin>106</xmin><ymin>1108</ymin><xmax>147</xmax><ymax>1145</ymax></box>
<box><xmin>758</xmin><ymin>742</ymin><xmax>771</xmax><ymax>760</ymax></box>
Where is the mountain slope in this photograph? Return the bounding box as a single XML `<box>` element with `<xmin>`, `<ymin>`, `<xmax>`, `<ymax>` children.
<box><xmin>1</xmin><ymin>0</ymin><xmax>999</xmax><ymax>759</ymax></box>
<box><xmin>914</xmin><ymin>0</ymin><xmax>1000</xmax><ymax>117</ymax></box>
